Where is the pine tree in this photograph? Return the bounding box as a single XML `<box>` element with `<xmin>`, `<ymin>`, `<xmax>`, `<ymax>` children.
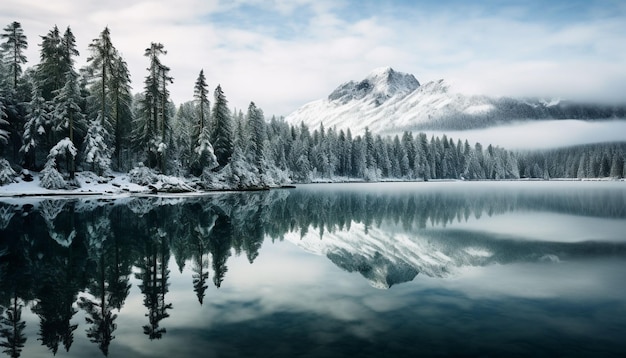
<box><xmin>21</xmin><ymin>86</ymin><xmax>48</xmax><ymax>169</ymax></box>
<box><xmin>137</xmin><ymin>42</ymin><xmax>172</xmax><ymax>172</ymax></box>
<box><xmin>0</xmin><ymin>22</ymin><xmax>27</xmax><ymax>162</ymax></box>
<box><xmin>363</xmin><ymin>127</ymin><xmax>376</xmax><ymax>170</ymax></box>
<box><xmin>52</xmin><ymin>70</ymin><xmax>84</xmax><ymax>178</ymax></box>
<box><xmin>37</xmin><ymin>25</ymin><xmax>63</xmax><ymax>101</ymax></box>
<box><xmin>609</xmin><ymin>152</ymin><xmax>623</xmax><ymax>178</ymax></box>
<box><xmin>85</xmin><ymin>27</ymin><xmax>117</xmax><ymax>173</ymax></box>
<box><xmin>193</xmin><ymin>70</ymin><xmax>209</xmax><ymax>135</ymax></box>
<box><xmin>172</xmin><ymin>101</ymin><xmax>196</xmax><ymax>172</ymax></box>
<box><xmin>108</xmin><ymin>55</ymin><xmax>133</xmax><ymax>171</ymax></box>
<box><xmin>211</xmin><ymin>85</ymin><xmax>233</xmax><ymax>167</ymax></box>
<box><xmin>1</xmin><ymin>21</ymin><xmax>28</xmax><ymax>90</ymax></box>
<box><xmin>83</xmin><ymin>118</ymin><xmax>111</xmax><ymax>176</ymax></box>
<box><xmin>246</xmin><ymin>101</ymin><xmax>265</xmax><ymax>173</ymax></box>
<box><xmin>189</xmin><ymin>70</ymin><xmax>218</xmax><ymax>175</ymax></box>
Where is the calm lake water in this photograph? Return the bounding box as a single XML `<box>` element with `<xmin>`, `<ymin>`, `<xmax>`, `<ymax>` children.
<box><xmin>1</xmin><ymin>181</ymin><xmax>626</xmax><ymax>357</ymax></box>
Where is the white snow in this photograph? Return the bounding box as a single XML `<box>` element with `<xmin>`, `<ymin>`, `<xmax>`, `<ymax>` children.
<box><xmin>464</xmin><ymin>104</ymin><xmax>495</xmax><ymax>115</ymax></box>
<box><xmin>285</xmin><ymin>67</ymin><xmax>620</xmax><ymax>141</ymax></box>
<box><xmin>285</xmin><ymin>70</ymin><xmax>498</xmax><ymax>135</ymax></box>
<box><xmin>0</xmin><ymin>171</ymin><xmax>148</xmax><ymax>198</ymax></box>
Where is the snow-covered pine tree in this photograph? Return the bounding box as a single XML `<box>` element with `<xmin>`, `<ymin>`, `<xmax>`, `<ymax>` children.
<box><xmin>245</xmin><ymin>101</ymin><xmax>266</xmax><ymax>174</ymax></box>
<box><xmin>137</xmin><ymin>42</ymin><xmax>172</xmax><ymax>173</ymax></box>
<box><xmin>401</xmin><ymin>131</ymin><xmax>416</xmax><ymax>178</ymax></box>
<box><xmin>85</xmin><ymin>27</ymin><xmax>116</xmax><ymax>174</ymax></box>
<box><xmin>190</xmin><ymin>70</ymin><xmax>218</xmax><ymax>176</ymax></box>
<box><xmin>108</xmin><ymin>55</ymin><xmax>133</xmax><ymax>171</ymax></box>
<box><xmin>1</xmin><ymin>21</ymin><xmax>28</xmax><ymax>90</ymax></box>
<box><xmin>53</xmin><ymin>70</ymin><xmax>84</xmax><ymax>179</ymax></box>
<box><xmin>157</xmin><ymin>60</ymin><xmax>173</xmax><ymax>173</ymax></box>
<box><xmin>20</xmin><ymin>86</ymin><xmax>48</xmax><ymax>169</ymax></box>
<box><xmin>609</xmin><ymin>152</ymin><xmax>624</xmax><ymax>178</ymax></box>
<box><xmin>0</xmin><ymin>158</ymin><xmax>17</xmax><ymax>185</ymax></box>
<box><xmin>37</xmin><ymin>25</ymin><xmax>63</xmax><ymax>102</ymax></box>
<box><xmin>192</xmin><ymin>125</ymin><xmax>218</xmax><ymax>176</ymax></box>
<box><xmin>0</xmin><ymin>22</ymin><xmax>28</xmax><ymax>162</ymax></box>
<box><xmin>211</xmin><ymin>85</ymin><xmax>233</xmax><ymax>168</ymax></box>
<box><xmin>52</xmin><ymin>35</ymin><xmax>85</xmax><ymax>180</ymax></box>
<box><xmin>172</xmin><ymin>101</ymin><xmax>196</xmax><ymax>173</ymax></box>
<box><xmin>83</xmin><ymin>117</ymin><xmax>111</xmax><ymax>176</ymax></box>
<box><xmin>194</xmin><ymin>70</ymin><xmax>210</xmax><ymax>136</ymax></box>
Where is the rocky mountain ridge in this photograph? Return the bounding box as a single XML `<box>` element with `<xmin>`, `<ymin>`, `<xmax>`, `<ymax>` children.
<box><xmin>285</xmin><ymin>67</ymin><xmax>626</xmax><ymax>135</ymax></box>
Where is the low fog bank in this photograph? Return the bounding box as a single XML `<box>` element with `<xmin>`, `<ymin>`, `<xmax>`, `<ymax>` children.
<box><xmin>422</xmin><ymin>120</ymin><xmax>626</xmax><ymax>150</ymax></box>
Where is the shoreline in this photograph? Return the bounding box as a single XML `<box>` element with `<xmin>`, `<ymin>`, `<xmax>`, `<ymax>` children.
<box><xmin>1</xmin><ymin>177</ymin><xmax>623</xmax><ymax>200</ymax></box>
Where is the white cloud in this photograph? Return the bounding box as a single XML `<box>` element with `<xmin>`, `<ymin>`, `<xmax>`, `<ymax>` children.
<box><xmin>1</xmin><ymin>0</ymin><xmax>625</xmax><ymax>117</ymax></box>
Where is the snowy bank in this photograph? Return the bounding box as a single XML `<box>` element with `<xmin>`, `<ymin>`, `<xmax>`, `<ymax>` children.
<box><xmin>0</xmin><ymin>171</ymin><xmax>149</xmax><ymax>197</ymax></box>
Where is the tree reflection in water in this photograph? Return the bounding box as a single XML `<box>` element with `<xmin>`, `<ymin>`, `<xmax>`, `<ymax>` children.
<box><xmin>0</xmin><ymin>183</ymin><xmax>625</xmax><ymax>356</ymax></box>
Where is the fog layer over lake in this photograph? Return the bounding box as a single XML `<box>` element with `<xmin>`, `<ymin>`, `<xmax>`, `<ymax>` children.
<box><xmin>423</xmin><ymin>119</ymin><xmax>626</xmax><ymax>150</ymax></box>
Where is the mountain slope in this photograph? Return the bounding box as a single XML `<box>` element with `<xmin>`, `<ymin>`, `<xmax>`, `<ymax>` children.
<box><xmin>285</xmin><ymin>67</ymin><xmax>626</xmax><ymax>135</ymax></box>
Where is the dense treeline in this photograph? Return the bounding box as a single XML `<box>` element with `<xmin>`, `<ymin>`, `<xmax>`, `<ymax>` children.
<box><xmin>0</xmin><ymin>22</ymin><xmax>624</xmax><ymax>190</ymax></box>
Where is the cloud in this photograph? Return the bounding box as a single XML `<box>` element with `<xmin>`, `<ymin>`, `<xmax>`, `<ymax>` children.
<box><xmin>1</xmin><ymin>0</ymin><xmax>625</xmax><ymax>117</ymax></box>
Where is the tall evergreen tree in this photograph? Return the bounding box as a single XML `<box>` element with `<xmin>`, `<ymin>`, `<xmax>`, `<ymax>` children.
<box><xmin>21</xmin><ymin>85</ymin><xmax>48</xmax><ymax>169</ymax></box>
<box><xmin>60</xmin><ymin>26</ymin><xmax>78</xmax><ymax>79</ymax></box>
<box><xmin>108</xmin><ymin>55</ymin><xmax>132</xmax><ymax>170</ymax></box>
<box><xmin>246</xmin><ymin>101</ymin><xmax>265</xmax><ymax>172</ymax></box>
<box><xmin>211</xmin><ymin>85</ymin><xmax>233</xmax><ymax>167</ymax></box>
<box><xmin>1</xmin><ymin>21</ymin><xmax>28</xmax><ymax>90</ymax></box>
<box><xmin>53</xmin><ymin>70</ymin><xmax>84</xmax><ymax>178</ymax></box>
<box><xmin>137</xmin><ymin>42</ymin><xmax>172</xmax><ymax>172</ymax></box>
<box><xmin>37</xmin><ymin>25</ymin><xmax>63</xmax><ymax>101</ymax></box>
<box><xmin>193</xmin><ymin>69</ymin><xmax>209</xmax><ymax>135</ymax></box>
<box><xmin>48</xmin><ymin>27</ymin><xmax>84</xmax><ymax>178</ymax></box>
<box><xmin>83</xmin><ymin>27</ymin><xmax>122</xmax><ymax>175</ymax></box>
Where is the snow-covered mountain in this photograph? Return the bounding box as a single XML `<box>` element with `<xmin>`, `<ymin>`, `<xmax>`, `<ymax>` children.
<box><xmin>285</xmin><ymin>67</ymin><xmax>626</xmax><ymax>135</ymax></box>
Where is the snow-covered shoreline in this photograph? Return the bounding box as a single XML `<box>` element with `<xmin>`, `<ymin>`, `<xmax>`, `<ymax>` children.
<box><xmin>2</xmin><ymin>170</ymin><xmax>623</xmax><ymax>200</ymax></box>
<box><xmin>0</xmin><ymin>171</ymin><xmax>145</xmax><ymax>197</ymax></box>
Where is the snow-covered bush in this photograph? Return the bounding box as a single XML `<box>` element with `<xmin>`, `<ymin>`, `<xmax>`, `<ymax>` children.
<box><xmin>39</xmin><ymin>138</ymin><xmax>80</xmax><ymax>189</ymax></box>
<box><xmin>128</xmin><ymin>163</ymin><xmax>158</xmax><ymax>185</ymax></box>
<box><xmin>40</xmin><ymin>158</ymin><xmax>67</xmax><ymax>189</ymax></box>
<box><xmin>0</xmin><ymin>159</ymin><xmax>17</xmax><ymax>185</ymax></box>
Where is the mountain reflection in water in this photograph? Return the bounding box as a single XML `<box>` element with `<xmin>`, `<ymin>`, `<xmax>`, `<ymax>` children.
<box><xmin>1</xmin><ymin>182</ymin><xmax>625</xmax><ymax>357</ymax></box>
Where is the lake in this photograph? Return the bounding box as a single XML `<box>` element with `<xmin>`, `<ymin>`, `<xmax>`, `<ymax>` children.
<box><xmin>1</xmin><ymin>181</ymin><xmax>626</xmax><ymax>357</ymax></box>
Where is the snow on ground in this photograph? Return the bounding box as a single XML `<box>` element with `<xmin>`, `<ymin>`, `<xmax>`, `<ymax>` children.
<box><xmin>0</xmin><ymin>171</ymin><xmax>149</xmax><ymax>197</ymax></box>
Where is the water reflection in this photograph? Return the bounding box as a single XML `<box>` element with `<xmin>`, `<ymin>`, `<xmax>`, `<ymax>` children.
<box><xmin>0</xmin><ymin>182</ymin><xmax>625</xmax><ymax>357</ymax></box>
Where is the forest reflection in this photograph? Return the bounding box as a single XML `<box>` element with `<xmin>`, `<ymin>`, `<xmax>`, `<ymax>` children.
<box><xmin>1</xmin><ymin>183</ymin><xmax>625</xmax><ymax>357</ymax></box>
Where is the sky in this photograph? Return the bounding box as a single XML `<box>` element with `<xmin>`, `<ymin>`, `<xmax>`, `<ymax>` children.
<box><xmin>1</xmin><ymin>0</ymin><xmax>626</xmax><ymax>117</ymax></box>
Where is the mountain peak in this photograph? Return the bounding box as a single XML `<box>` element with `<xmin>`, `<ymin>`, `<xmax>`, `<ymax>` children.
<box><xmin>328</xmin><ymin>67</ymin><xmax>420</xmax><ymax>104</ymax></box>
<box><xmin>367</xmin><ymin>66</ymin><xmax>395</xmax><ymax>78</ymax></box>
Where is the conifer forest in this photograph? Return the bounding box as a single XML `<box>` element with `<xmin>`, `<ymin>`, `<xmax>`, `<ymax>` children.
<box><xmin>0</xmin><ymin>22</ymin><xmax>625</xmax><ymax>190</ymax></box>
